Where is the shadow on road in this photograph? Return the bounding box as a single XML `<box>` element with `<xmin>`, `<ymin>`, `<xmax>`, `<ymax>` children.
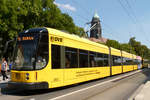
<box><xmin>0</xmin><ymin>83</ymin><xmax>80</xmax><ymax>96</ymax></box>
<box><xmin>141</xmin><ymin>68</ymin><xmax>150</xmax><ymax>82</ymax></box>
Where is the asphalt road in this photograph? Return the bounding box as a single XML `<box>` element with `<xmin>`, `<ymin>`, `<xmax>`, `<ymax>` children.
<box><xmin>0</xmin><ymin>68</ymin><xmax>150</xmax><ymax>100</ymax></box>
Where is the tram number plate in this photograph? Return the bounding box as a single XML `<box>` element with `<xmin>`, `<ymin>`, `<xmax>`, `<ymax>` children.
<box><xmin>15</xmin><ymin>73</ymin><xmax>20</xmax><ymax>79</ymax></box>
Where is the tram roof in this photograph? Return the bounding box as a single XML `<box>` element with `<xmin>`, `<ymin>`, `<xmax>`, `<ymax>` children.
<box><xmin>110</xmin><ymin>47</ymin><xmax>121</xmax><ymax>56</ymax></box>
<box><xmin>122</xmin><ymin>51</ymin><xmax>133</xmax><ymax>58</ymax></box>
<box><xmin>46</xmin><ymin>27</ymin><xmax>141</xmax><ymax>58</ymax></box>
<box><xmin>21</xmin><ymin>28</ymin><xmax>48</xmax><ymax>34</ymax></box>
<box><xmin>46</xmin><ymin>27</ymin><xmax>109</xmax><ymax>49</ymax></box>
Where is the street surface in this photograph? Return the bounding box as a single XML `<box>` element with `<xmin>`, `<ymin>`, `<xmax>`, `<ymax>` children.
<box><xmin>0</xmin><ymin>68</ymin><xmax>150</xmax><ymax>100</ymax></box>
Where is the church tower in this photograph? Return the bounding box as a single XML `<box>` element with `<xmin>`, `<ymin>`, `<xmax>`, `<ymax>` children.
<box><xmin>90</xmin><ymin>12</ymin><xmax>102</xmax><ymax>39</ymax></box>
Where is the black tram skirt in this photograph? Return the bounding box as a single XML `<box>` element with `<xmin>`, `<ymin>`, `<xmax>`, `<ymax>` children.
<box><xmin>8</xmin><ymin>81</ymin><xmax>49</xmax><ymax>90</ymax></box>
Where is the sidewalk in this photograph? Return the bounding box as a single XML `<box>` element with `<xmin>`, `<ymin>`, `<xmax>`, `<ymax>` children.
<box><xmin>0</xmin><ymin>75</ymin><xmax>10</xmax><ymax>83</ymax></box>
<box><xmin>133</xmin><ymin>81</ymin><xmax>150</xmax><ymax>100</ymax></box>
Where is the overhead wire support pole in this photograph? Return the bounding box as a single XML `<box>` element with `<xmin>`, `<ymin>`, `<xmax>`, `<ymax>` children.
<box><xmin>3</xmin><ymin>39</ymin><xmax>14</xmax><ymax>54</ymax></box>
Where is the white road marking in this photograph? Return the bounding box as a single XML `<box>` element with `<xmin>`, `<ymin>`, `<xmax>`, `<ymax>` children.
<box><xmin>49</xmin><ymin>70</ymin><xmax>141</xmax><ymax>100</ymax></box>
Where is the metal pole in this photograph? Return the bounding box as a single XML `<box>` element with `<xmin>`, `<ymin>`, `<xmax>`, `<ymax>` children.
<box><xmin>3</xmin><ymin>39</ymin><xmax>14</xmax><ymax>54</ymax></box>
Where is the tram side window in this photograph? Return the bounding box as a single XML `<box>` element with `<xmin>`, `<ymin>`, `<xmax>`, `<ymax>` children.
<box><xmin>112</xmin><ymin>56</ymin><xmax>122</xmax><ymax>66</ymax></box>
<box><xmin>123</xmin><ymin>57</ymin><xmax>132</xmax><ymax>65</ymax></box>
<box><xmin>65</xmin><ymin>47</ymin><xmax>78</xmax><ymax>68</ymax></box>
<box><xmin>89</xmin><ymin>51</ymin><xmax>97</xmax><ymax>67</ymax></box>
<box><xmin>133</xmin><ymin>59</ymin><xmax>139</xmax><ymax>65</ymax></box>
<box><xmin>122</xmin><ymin>57</ymin><xmax>126</xmax><ymax>65</ymax></box>
<box><xmin>137</xmin><ymin>60</ymin><xmax>142</xmax><ymax>65</ymax></box>
<box><xmin>79</xmin><ymin>50</ymin><xmax>88</xmax><ymax>68</ymax></box>
<box><xmin>36</xmin><ymin>34</ymin><xmax>49</xmax><ymax>69</ymax></box>
<box><xmin>96</xmin><ymin>53</ymin><xmax>104</xmax><ymax>67</ymax></box>
<box><xmin>52</xmin><ymin>45</ymin><xmax>61</xmax><ymax>69</ymax></box>
<box><xmin>103</xmin><ymin>54</ymin><xmax>109</xmax><ymax>66</ymax></box>
<box><xmin>133</xmin><ymin>59</ymin><xmax>137</xmax><ymax>65</ymax></box>
<box><xmin>123</xmin><ymin>57</ymin><xmax>127</xmax><ymax>65</ymax></box>
<box><xmin>135</xmin><ymin>59</ymin><xmax>141</xmax><ymax>65</ymax></box>
<box><xmin>127</xmin><ymin>58</ymin><xmax>133</xmax><ymax>65</ymax></box>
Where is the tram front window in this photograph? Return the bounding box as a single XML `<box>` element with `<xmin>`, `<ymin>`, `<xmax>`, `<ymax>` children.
<box><xmin>12</xmin><ymin>29</ymin><xmax>49</xmax><ymax>70</ymax></box>
<box><xmin>13</xmin><ymin>40</ymin><xmax>37</xmax><ymax>70</ymax></box>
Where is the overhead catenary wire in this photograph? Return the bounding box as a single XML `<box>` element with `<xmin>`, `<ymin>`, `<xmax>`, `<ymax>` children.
<box><xmin>62</xmin><ymin>0</ymin><xmax>145</xmax><ymax>46</ymax></box>
<box><xmin>124</xmin><ymin>0</ymin><xmax>150</xmax><ymax>43</ymax></box>
<box><xmin>117</xmin><ymin>0</ymin><xmax>150</xmax><ymax>43</ymax></box>
<box><xmin>70</xmin><ymin>0</ymin><xmax>122</xmax><ymax>40</ymax></box>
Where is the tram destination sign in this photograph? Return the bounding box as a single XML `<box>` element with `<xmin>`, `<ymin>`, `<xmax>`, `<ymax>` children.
<box><xmin>18</xmin><ymin>36</ymin><xmax>34</xmax><ymax>41</ymax></box>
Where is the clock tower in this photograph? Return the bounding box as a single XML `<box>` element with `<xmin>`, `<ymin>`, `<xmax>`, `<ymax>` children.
<box><xmin>90</xmin><ymin>12</ymin><xmax>102</xmax><ymax>39</ymax></box>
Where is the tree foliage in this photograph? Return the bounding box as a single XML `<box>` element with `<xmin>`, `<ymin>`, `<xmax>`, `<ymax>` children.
<box><xmin>129</xmin><ymin>37</ymin><xmax>150</xmax><ymax>59</ymax></box>
<box><xmin>120</xmin><ymin>43</ymin><xmax>135</xmax><ymax>54</ymax></box>
<box><xmin>0</xmin><ymin>0</ymin><xmax>86</xmax><ymax>58</ymax></box>
<box><xmin>106</xmin><ymin>37</ymin><xmax>150</xmax><ymax>60</ymax></box>
<box><xmin>106</xmin><ymin>40</ymin><xmax>121</xmax><ymax>49</ymax></box>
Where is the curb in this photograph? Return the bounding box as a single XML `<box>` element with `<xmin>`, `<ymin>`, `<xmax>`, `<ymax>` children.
<box><xmin>128</xmin><ymin>84</ymin><xmax>144</xmax><ymax>100</ymax></box>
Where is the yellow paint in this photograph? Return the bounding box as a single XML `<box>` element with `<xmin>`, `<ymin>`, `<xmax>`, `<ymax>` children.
<box><xmin>48</xmin><ymin>28</ymin><xmax>109</xmax><ymax>54</ymax></box>
<box><xmin>111</xmin><ymin>66</ymin><xmax>122</xmax><ymax>75</ymax></box>
<box><xmin>123</xmin><ymin>65</ymin><xmax>134</xmax><ymax>72</ymax></box>
<box><xmin>111</xmin><ymin>47</ymin><xmax>121</xmax><ymax>56</ymax></box>
<box><xmin>11</xmin><ymin>28</ymin><xmax>142</xmax><ymax>89</ymax></box>
<box><xmin>122</xmin><ymin>51</ymin><xmax>133</xmax><ymax>58</ymax></box>
<box><xmin>133</xmin><ymin>65</ymin><xmax>138</xmax><ymax>70</ymax></box>
<box><xmin>63</xmin><ymin>67</ymin><xmax>110</xmax><ymax>86</ymax></box>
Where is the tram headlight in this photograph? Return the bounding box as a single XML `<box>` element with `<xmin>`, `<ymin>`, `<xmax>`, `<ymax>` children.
<box><xmin>26</xmin><ymin>73</ymin><xmax>29</xmax><ymax>80</ymax></box>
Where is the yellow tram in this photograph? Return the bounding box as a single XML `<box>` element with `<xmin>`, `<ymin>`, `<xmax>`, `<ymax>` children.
<box><xmin>9</xmin><ymin>27</ymin><xmax>142</xmax><ymax>89</ymax></box>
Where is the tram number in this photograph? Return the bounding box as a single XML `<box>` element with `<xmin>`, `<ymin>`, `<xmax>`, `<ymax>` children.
<box><xmin>51</xmin><ymin>36</ymin><xmax>63</xmax><ymax>42</ymax></box>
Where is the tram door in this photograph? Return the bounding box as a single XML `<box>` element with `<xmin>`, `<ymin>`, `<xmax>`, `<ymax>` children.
<box><xmin>51</xmin><ymin>45</ymin><xmax>64</xmax><ymax>88</ymax></box>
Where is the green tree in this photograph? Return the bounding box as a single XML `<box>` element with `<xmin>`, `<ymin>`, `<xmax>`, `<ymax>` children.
<box><xmin>0</xmin><ymin>0</ymin><xmax>86</xmax><ymax>58</ymax></box>
<box><xmin>106</xmin><ymin>39</ymin><xmax>121</xmax><ymax>49</ymax></box>
<box><xmin>129</xmin><ymin>37</ymin><xmax>150</xmax><ymax>59</ymax></box>
<box><xmin>120</xmin><ymin>43</ymin><xmax>135</xmax><ymax>54</ymax></box>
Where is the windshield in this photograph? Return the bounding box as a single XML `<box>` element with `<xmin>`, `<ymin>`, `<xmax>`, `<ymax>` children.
<box><xmin>12</xmin><ymin>28</ymin><xmax>49</xmax><ymax>71</ymax></box>
<box><xmin>12</xmin><ymin>34</ymin><xmax>38</xmax><ymax>70</ymax></box>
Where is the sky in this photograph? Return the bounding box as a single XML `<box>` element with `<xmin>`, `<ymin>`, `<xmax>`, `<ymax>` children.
<box><xmin>55</xmin><ymin>0</ymin><xmax>150</xmax><ymax>48</ymax></box>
